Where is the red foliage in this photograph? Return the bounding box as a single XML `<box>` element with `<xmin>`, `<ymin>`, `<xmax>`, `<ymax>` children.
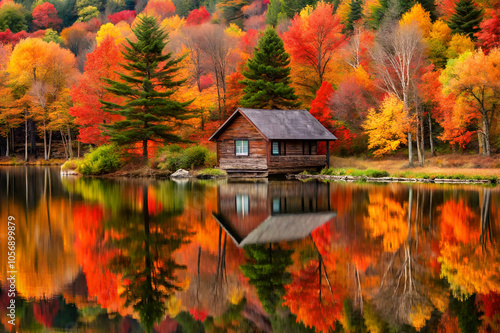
<box><xmin>480</xmin><ymin>291</ymin><xmax>500</xmax><ymax>319</ymax></box>
<box><xmin>0</xmin><ymin>0</ymin><xmax>12</xmax><ymax>8</ymax></box>
<box><xmin>70</xmin><ymin>36</ymin><xmax>124</xmax><ymax>145</ymax></box>
<box><xmin>283</xmin><ymin>261</ymin><xmax>344</xmax><ymax>333</ymax></box>
<box><xmin>32</xmin><ymin>2</ymin><xmax>62</xmax><ymax>30</ymax></box>
<box><xmin>186</xmin><ymin>6</ymin><xmax>210</xmax><ymax>26</ymax></box>
<box><xmin>283</xmin><ymin>2</ymin><xmax>345</xmax><ymax>84</ymax></box>
<box><xmin>199</xmin><ymin>74</ymin><xmax>214</xmax><ymax>90</ymax></box>
<box><xmin>476</xmin><ymin>10</ymin><xmax>500</xmax><ymax>54</ymax></box>
<box><xmin>107</xmin><ymin>10</ymin><xmax>136</xmax><ymax>25</ymax></box>
<box><xmin>437</xmin><ymin>0</ymin><xmax>456</xmax><ymax>20</ymax></box>
<box><xmin>189</xmin><ymin>308</ymin><xmax>208</xmax><ymax>322</ymax></box>
<box><xmin>239</xmin><ymin>29</ymin><xmax>259</xmax><ymax>54</ymax></box>
<box><xmin>330</xmin><ymin>122</ymin><xmax>354</xmax><ymax>154</ymax></box>
<box><xmin>310</xmin><ymin>81</ymin><xmax>334</xmax><ymax>129</ymax></box>
<box><xmin>33</xmin><ymin>299</ymin><xmax>59</xmax><ymax>328</ymax></box>
<box><xmin>73</xmin><ymin>204</ymin><xmax>121</xmax><ymax>309</ymax></box>
<box><xmin>0</xmin><ymin>29</ymin><xmax>46</xmax><ymax>45</ymax></box>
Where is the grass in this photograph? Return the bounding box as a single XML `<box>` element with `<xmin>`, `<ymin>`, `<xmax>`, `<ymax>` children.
<box><xmin>320</xmin><ymin>167</ymin><xmax>389</xmax><ymax>178</ymax></box>
<box><xmin>61</xmin><ymin>159</ymin><xmax>83</xmax><ymax>172</ymax></box>
<box><xmin>196</xmin><ymin>168</ymin><xmax>227</xmax><ymax>177</ymax></box>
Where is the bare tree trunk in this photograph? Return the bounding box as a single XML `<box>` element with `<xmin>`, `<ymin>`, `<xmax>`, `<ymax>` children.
<box><xmin>6</xmin><ymin>130</ymin><xmax>9</xmax><ymax>157</ymax></box>
<box><xmin>67</xmin><ymin>126</ymin><xmax>73</xmax><ymax>158</ymax></box>
<box><xmin>416</xmin><ymin>122</ymin><xmax>422</xmax><ymax>166</ymax></box>
<box><xmin>408</xmin><ymin>132</ymin><xmax>413</xmax><ymax>167</ymax></box>
<box><xmin>47</xmin><ymin>130</ymin><xmax>53</xmax><ymax>160</ymax></box>
<box><xmin>43</xmin><ymin>120</ymin><xmax>47</xmax><ymax>160</ymax></box>
<box><xmin>60</xmin><ymin>129</ymin><xmax>68</xmax><ymax>160</ymax></box>
<box><xmin>78</xmin><ymin>141</ymin><xmax>81</xmax><ymax>158</ymax></box>
<box><xmin>428</xmin><ymin>113</ymin><xmax>435</xmax><ymax>157</ymax></box>
<box><xmin>482</xmin><ymin>116</ymin><xmax>491</xmax><ymax>156</ymax></box>
<box><xmin>25</xmin><ymin>113</ymin><xmax>28</xmax><ymax>161</ymax></box>
<box><xmin>420</xmin><ymin>114</ymin><xmax>425</xmax><ymax>166</ymax></box>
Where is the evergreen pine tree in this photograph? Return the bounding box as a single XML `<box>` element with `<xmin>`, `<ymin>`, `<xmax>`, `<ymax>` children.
<box><xmin>448</xmin><ymin>0</ymin><xmax>483</xmax><ymax>40</ymax></box>
<box><xmin>344</xmin><ymin>0</ymin><xmax>363</xmax><ymax>33</ymax></box>
<box><xmin>102</xmin><ymin>15</ymin><xmax>194</xmax><ymax>161</ymax></box>
<box><xmin>240</xmin><ymin>27</ymin><xmax>300</xmax><ymax>110</ymax></box>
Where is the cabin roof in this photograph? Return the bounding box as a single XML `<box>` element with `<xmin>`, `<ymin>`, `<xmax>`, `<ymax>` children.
<box><xmin>209</xmin><ymin>108</ymin><xmax>338</xmax><ymax>141</ymax></box>
<box><xmin>213</xmin><ymin>212</ymin><xmax>336</xmax><ymax>247</ymax></box>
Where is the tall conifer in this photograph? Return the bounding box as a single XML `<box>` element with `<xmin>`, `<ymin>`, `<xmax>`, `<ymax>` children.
<box><xmin>448</xmin><ymin>0</ymin><xmax>483</xmax><ymax>40</ymax></box>
<box><xmin>240</xmin><ymin>27</ymin><xmax>300</xmax><ymax>110</ymax></box>
<box><xmin>102</xmin><ymin>15</ymin><xmax>193</xmax><ymax>161</ymax></box>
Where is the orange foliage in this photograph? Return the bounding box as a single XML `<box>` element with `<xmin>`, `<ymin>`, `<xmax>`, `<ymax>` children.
<box><xmin>143</xmin><ymin>0</ymin><xmax>175</xmax><ymax>20</ymax></box>
<box><xmin>439</xmin><ymin>199</ymin><xmax>480</xmax><ymax>244</ymax></box>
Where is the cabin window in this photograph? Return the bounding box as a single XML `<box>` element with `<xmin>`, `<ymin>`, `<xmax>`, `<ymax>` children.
<box><xmin>272</xmin><ymin>198</ymin><xmax>280</xmax><ymax>214</ymax></box>
<box><xmin>272</xmin><ymin>141</ymin><xmax>280</xmax><ymax>155</ymax></box>
<box><xmin>235</xmin><ymin>140</ymin><xmax>249</xmax><ymax>156</ymax></box>
<box><xmin>236</xmin><ymin>194</ymin><xmax>249</xmax><ymax>215</ymax></box>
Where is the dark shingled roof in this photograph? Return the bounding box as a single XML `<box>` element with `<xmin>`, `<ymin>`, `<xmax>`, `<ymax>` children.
<box><xmin>209</xmin><ymin>108</ymin><xmax>337</xmax><ymax>141</ymax></box>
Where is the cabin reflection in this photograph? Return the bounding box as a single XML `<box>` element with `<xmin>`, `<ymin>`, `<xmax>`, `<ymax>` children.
<box><xmin>213</xmin><ymin>180</ymin><xmax>336</xmax><ymax>246</ymax></box>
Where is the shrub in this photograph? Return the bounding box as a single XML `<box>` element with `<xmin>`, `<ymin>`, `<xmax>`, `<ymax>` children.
<box><xmin>77</xmin><ymin>145</ymin><xmax>121</xmax><ymax>175</ymax></box>
<box><xmin>61</xmin><ymin>159</ymin><xmax>83</xmax><ymax>171</ymax></box>
<box><xmin>157</xmin><ymin>145</ymin><xmax>214</xmax><ymax>171</ymax></box>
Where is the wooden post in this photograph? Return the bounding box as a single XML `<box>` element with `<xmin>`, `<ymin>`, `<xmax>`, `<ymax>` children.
<box><xmin>326</xmin><ymin>140</ymin><xmax>330</xmax><ymax>168</ymax></box>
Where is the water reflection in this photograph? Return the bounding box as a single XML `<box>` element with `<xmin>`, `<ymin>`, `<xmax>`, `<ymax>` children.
<box><xmin>0</xmin><ymin>167</ymin><xmax>499</xmax><ymax>332</ymax></box>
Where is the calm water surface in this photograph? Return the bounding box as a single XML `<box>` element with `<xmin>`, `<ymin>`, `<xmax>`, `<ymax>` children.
<box><xmin>0</xmin><ymin>166</ymin><xmax>499</xmax><ymax>332</ymax></box>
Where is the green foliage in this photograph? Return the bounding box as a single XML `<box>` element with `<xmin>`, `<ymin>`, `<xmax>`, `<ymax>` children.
<box><xmin>77</xmin><ymin>144</ymin><xmax>121</xmax><ymax>175</ymax></box>
<box><xmin>196</xmin><ymin>168</ymin><xmax>227</xmax><ymax>177</ymax></box>
<box><xmin>450</xmin><ymin>294</ymin><xmax>481</xmax><ymax>333</ymax></box>
<box><xmin>320</xmin><ymin>167</ymin><xmax>389</xmax><ymax>177</ymax></box>
<box><xmin>61</xmin><ymin>158</ymin><xmax>83</xmax><ymax>171</ymax></box>
<box><xmin>43</xmin><ymin>28</ymin><xmax>63</xmax><ymax>44</ymax></box>
<box><xmin>102</xmin><ymin>15</ymin><xmax>194</xmax><ymax>160</ymax></box>
<box><xmin>240</xmin><ymin>27</ymin><xmax>300</xmax><ymax>110</ymax></box>
<box><xmin>266</xmin><ymin>0</ymin><xmax>285</xmax><ymax>26</ymax></box>
<box><xmin>157</xmin><ymin>145</ymin><xmax>212</xmax><ymax>171</ymax></box>
<box><xmin>344</xmin><ymin>0</ymin><xmax>363</xmax><ymax>33</ymax></box>
<box><xmin>204</xmin><ymin>151</ymin><xmax>217</xmax><ymax>167</ymax></box>
<box><xmin>240</xmin><ymin>244</ymin><xmax>293</xmax><ymax>314</ymax></box>
<box><xmin>77</xmin><ymin>5</ymin><xmax>99</xmax><ymax>22</ymax></box>
<box><xmin>447</xmin><ymin>0</ymin><xmax>483</xmax><ymax>40</ymax></box>
<box><xmin>0</xmin><ymin>2</ymin><xmax>28</xmax><ymax>33</ymax></box>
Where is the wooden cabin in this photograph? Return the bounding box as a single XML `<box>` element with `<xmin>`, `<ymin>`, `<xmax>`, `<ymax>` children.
<box><xmin>213</xmin><ymin>181</ymin><xmax>336</xmax><ymax>247</ymax></box>
<box><xmin>209</xmin><ymin>108</ymin><xmax>337</xmax><ymax>176</ymax></box>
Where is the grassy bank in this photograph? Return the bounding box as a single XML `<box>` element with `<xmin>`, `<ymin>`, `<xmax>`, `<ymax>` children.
<box><xmin>0</xmin><ymin>157</ymin><xmax>65</xmax><ymax>166</ymax></box>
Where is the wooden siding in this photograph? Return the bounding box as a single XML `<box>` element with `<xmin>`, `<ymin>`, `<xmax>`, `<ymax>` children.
<box><xmin>218</xmin><ymin>114</ymin><xmax>263</xmax><ymax>141</ymax></box>
<box><xmin>216</xmin><ymin>113</ymin><xmax>268</xmax><ymax>171</ymax></box>
<box><xmin>268</xmin><ymin>155</ymin><xmax>326</xmax><ymax>169</ymax></box>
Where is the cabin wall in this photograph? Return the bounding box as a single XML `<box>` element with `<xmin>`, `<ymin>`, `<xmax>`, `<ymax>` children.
<box><xmin>216</xmin><ymin>114</ymin><xmax>268</xmax><ymax>171</ymax></box>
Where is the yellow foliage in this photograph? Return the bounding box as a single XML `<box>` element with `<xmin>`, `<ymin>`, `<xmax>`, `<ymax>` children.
<box><xmin>96</xmin><ymin>23</ymin><xmax>125</xmax><ymax>46</ymax></box>
<box><xmin>353</xmin><ymin>65</ymin><xmax>373</xmax><ymax>90</ymax></box>
<box><xmin>336</xmin><ymin>0</ymin><xmax>350</xmax><ymax>23</ymax></box>
<box><xmin>225</xmin><ymin>23</ymin><xmax>243</xmax><ymax>38</ymax></box>
<box><xmin>166</xmin><ymin>295</ymin><xmax>184</xmax><ymax>317</ymax></box>
<box><xmin>446</xmin><ymin>34</ymin><xmax>475</xmax><ymax>59</ymax></box>
<box><xmin>363</xmin><ymin>94</ymin><xmax>408</xmax><ymax>157</ymax></box>
<box><xmin>160</xmin><ymin>14</ymin><xmax>185</xmax><ymax>33</ymax></box>
<box><xmin>116</xmin><ymin>21</ymin><xmax>134</xmax><ymax>42</ymax></box>
<box><xmin>365</xmin><ymin>192</ymin><xmax>408</xmax><ymax>252</ymax></box>
<box><xmin>300</xmin><ymin>4</ymin><xmax>313</xmax><ymax>19</ymax></box>
<box><xmin>399</xmin><ymin>3</ymin><xmax>432</xmax><ymax>38</ymax></box>
<box><xmin>430</xmin><ymin>19</ymin><xmax>452</xmax><ymax>43</ymax></box>
<box><xmin>362</xmin><ymin>0</ymin><xmax>381</xmax><ymax>24</ymax></box>
<box><xmin>409</xmin><ymin>302</ymin><xmax>434</xmax><ymax>331</ymax></box>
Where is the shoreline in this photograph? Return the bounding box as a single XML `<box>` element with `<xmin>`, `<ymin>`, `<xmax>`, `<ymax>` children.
<box><xmin>287</xmin><ymin>173</ymin><xmax>496</xmax><ymax>184</ymax></box>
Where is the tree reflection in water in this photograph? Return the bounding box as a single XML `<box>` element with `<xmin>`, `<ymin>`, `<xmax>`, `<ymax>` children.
<box><xmin>107</xmin><ymin>184</ymin><xmax>193</xmax><ymax>332</ymax></box>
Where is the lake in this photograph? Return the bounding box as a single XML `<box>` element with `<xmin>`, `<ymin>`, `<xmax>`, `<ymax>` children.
<box><xmin>0</xmin><ymin>166</ymin><xmax>499</xmax><ymax>332</ymax></box>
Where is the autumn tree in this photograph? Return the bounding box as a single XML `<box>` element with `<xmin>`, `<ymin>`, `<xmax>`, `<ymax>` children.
<box><xmin>283</xmin><ymin>1</ymin><xmax>346</xmax><ymax>91</ymax></box>
<box><xmin>448</xmin><ymin>0</ymin><xmax>483</xmax><ymax>40</ymax></box>
<box><xmin>371</xmin><ymin>22</ymin><xmax>426</xmax><ymax>166</ymax></box>
<box><xmin>8</xmin><ymin>38</ymin><xmax>77</xmax><ymax>160</ymax></box>
<box><xmin>310</xmin><ymin>81</ymin><xmax>334</xmax><ymax>129</ymax></box>
<box><xmin>240</xmin><ymin>27</ymin><xmax>300</xmax><ymax>109</ymax></box>
<box><xmin>108</xmin><ymin>9</ymin><xmax>136</xmax><ymax>25</ymax></box>
<box><xmin>32</xmin><ymin>2</ymin><xmax>63</xmax><ymax>30</ymax></box>
<box><xmin>364</xmin><ymin>94</ymin><xmax>409</xmax><ymax>156</ymax></box>
<box><xmin>102</xmin><ymin>15</ymin><xmax>194</xmax><ymax>161</ymax></box>
<box><xmin>186</xmin><ymin>6</ymin><xmax>210</xmax><ymax>26</ymax></box>
<box><xmin>143</xmin><ymin>0</ymin><xmax>176</xmax><ymax>20</ymax></box>
<box><xmin>476</xmin><ymin>9</ymin><xmax>500</xmax><ymax>53</ymax></box>
<box><xmin>345</xmin><ymin>0</ymin><xmax>363</xmax><ymax>33</ymax></box>
<box><xmin>440</xmin><ymin>49</ymin><xmax>500</xmax><ymax>156</ymax></box>
<box><xmin>0</xmin><ymin>2</ymin><xmax>27</xmax><ymax>33</ymax></box>
<box><xmin>70</xmin><ymin>37</ymin><xmax>125</xmax><ymax>146</ymax></box>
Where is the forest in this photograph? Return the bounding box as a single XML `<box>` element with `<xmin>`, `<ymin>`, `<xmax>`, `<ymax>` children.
<box><xmin>0</xmin><ymin>0</ymin><xmax>499</xmax><ymax>169</ymax></box>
